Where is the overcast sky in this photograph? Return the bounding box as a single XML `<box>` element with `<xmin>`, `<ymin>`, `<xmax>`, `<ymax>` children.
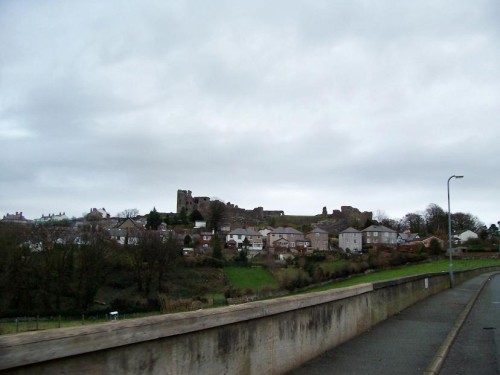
<box><xmin>1</xmin><ymin>0</ymin><xmax>499</xmax><ymax>226</ymax></box>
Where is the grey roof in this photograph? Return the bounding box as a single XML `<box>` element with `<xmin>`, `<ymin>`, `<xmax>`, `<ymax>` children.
<box><xmin>340</xmin><ymin>227</ymin><xmax>362</xmax><ymax>233</ymax></box>
<box><xmin>270</xmin><ymin>227</ymin><xmax>304</xmax><ymax>235</ymax></box>
<box><xmin>228</xmin><ymin>228</ymin><xmax>262</xmax><ymax>236</ymax></box>
<box><xmin>362</xmin><ymin>225</ymin><xmax>397</xmax><ymax>233</ymax></box>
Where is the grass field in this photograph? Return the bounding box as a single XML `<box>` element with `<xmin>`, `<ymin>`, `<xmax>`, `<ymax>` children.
<box><xmin>224</xmin><ymin>266</ymin><xmax>279</xmax><ymax>291</ymax></box>
<box><xmin>303</xmin><ymin>258</ymin><xmax>500</xmax><ymax>293</ymax></box>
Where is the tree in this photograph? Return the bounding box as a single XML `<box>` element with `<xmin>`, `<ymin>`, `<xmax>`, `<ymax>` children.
<box><xmin>425</xmin><ymin>204</ymin><xmax>447</xmax><ymax>235</ymax></box>
<box><xmin>117</xmin><ymin>208</ymin><xmax>139</xmax><ymax>218</ymax></box>
<box><xmin>157</xmin><ymin>232</ymin><xmax>180</xmax><ymax>292</ymax></box>
<box><xmin>146</xmin><ymin>207</ymin><xmax>162</xmax><ymax>230</ymax></box>
<box><xmin>488</xmin><ymin>224</ymin><xmax>499</xmax><ymax>237</ymax></box>
<box><xmin>189</xmin><ymin>209</ymin><xmax>204</xmax><ymax>223</ymax></box>
<box><xmin>74</xmin><ymin>231</ymin><xmax>111</xmax><ymax>311</ymax></box>
<box><xmin>451</xmin><ymin>212</ymin><xmax>483</xmax><ymax>232</ymax></box>
<box><xmin>207</xmin><ymin>200</ymin><xmax>226</xmax><ymax>233</ymax></box>
<box><xmin>139</xmin><ymin>230</ymin><xmax>163</xmax><ymax>297</ymax></box>
<box><xmin>401</xmin><ymin>212</ymin><xmax>426</xmax><ymax>235</ymax></box>
<box><xmin>428</xmin><ymin>238</ymin><xmax>442</xmax><ymax>256</ymax></box>
<box><xmin>212</xmin><ymin>235</ymin><xmax>223</xmax><ymax>262</ymax></box>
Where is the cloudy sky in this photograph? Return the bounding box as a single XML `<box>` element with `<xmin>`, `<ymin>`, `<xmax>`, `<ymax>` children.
<box><xmin>1</xmin><ymin>0</ymin><xmax>499</xmax><ymax>226</ymax></box>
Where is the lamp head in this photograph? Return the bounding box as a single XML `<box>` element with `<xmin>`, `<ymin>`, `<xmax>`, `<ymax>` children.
<box><xmin>455</xmin><ymin>175</ymin><xmax>464</xmax><ymax>179</ymax></box>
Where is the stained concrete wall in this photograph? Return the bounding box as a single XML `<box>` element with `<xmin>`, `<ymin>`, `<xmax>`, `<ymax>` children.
<box><xmin>1</xmin><ymin>267</ymin><xmax>499</xmax><ymax>375</ymax></box>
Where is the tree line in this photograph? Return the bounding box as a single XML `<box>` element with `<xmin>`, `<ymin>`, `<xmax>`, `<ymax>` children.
<box><xmin>0</xmin><ymin>223</ymin><xmax>181</xmax><ymax>317</ymax></box>
<box><xmin>372</xmin><ymin>203</ymin><xmax>497</xmax><ymax>239</ymax></box>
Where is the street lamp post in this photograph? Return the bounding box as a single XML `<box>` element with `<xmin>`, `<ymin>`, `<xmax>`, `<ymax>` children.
<box><xmin>447</xmin><ymin>174</ymin><xmax>463</xmax><ymax>287</ymax></box>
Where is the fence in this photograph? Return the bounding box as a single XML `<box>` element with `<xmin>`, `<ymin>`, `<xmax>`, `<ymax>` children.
<box><xmin>0</xmin><ymin>312</ymin><xmax>160</xmax><ymax>335</ymax></box>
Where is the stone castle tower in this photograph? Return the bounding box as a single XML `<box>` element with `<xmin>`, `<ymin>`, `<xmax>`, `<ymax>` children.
<box><xmin>176</xmin><ymin>190</ymin><xmax>211</xmax><ymax>216</ymax></box>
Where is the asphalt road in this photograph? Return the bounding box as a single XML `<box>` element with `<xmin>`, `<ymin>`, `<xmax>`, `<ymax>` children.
<box><xmin>440</xmin><ymin>273</ymin><xmax>500</xmax><ymax>375</ymax></box>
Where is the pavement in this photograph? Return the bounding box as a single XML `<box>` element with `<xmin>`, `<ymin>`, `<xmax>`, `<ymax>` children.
<box><xmin>287</xmin><ymin>272</ymin><xmax>498</xmax><ymax>375</ymax></box>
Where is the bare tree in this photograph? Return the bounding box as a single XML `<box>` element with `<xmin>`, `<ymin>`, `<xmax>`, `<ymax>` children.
<box><xmin>117</xmin><ymin>208</ymin><xmax>139</xmax><ymax>218</ymax></box>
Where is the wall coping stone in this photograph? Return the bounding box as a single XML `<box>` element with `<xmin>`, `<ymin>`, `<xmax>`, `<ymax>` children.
<box><xmin>0</xmin><ymin>283</ymin><xmax>373</xmax><ymax>370</ymax></box>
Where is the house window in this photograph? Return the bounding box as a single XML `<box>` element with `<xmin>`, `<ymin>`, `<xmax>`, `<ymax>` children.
<box><xmin>373</xmin><ymin>232</ymin><xmax>378</xmax><ymax>237</ymax></box>
<box><xmin>238</xmin><ymin>235</ymin><xmax>242</xmax><ymax>240</ymax></box>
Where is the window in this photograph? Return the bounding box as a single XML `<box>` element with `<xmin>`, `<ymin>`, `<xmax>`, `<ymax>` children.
<box><xmin>373</xmin><ymin>232</ymin><xmax>378</xmax><ymax>237</ymax></box>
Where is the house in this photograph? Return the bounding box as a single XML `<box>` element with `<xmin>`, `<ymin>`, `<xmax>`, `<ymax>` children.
<box><xmin>108</xmin><ymin>218</ymin><xmax>143</xmax><ymax>245</ymax></box>
<box><xmin>1</xmin><ymin>212</ymin><xmax>30</xmax><ymax>224</ymax></box>
<box><xmin>397</xmin><ymin>230</ymin><xmax>420</xmax><ymax>245</ymax></box>
<box><xmin>295</xmin><ymin>238</ymin><xmax>312</xmax><ymax>253</ymax></box>
<box><xmin>200</xmin><ymin>232</ymin><xmax>213</xmax><ymax>250</ymax></box>
<box><xmin>339</xmin><ymin>227</ymin><xmax>363</xmax><ymax>252</ymax></box>
<box><xmin>362</xmin><ymin>225</ymin><xmax>397</xmax><ymax>246</ymax></box>
<box><xmin>455</xmin><ymin>230</ymin><xmax>478</xmax><ymax>244</ymax></box>
<box><xmin>306</xmin><ymin>227</ymin><xmax>329</xmax><ymax>251</ymax></box>
<box><xmin>267</xmin><ymin>227</ymin><xmax>307</xmax><ymax>252</ymax></box>
<box><xmin>194</xmin><ymin>220</ymin><xmax>206</xmax><ymax>228</ymax></box>
<box><xmin>225</xmin><ymin>228</ymin><xmax>264</xmax><ymax>251</ymax></box>
<box><xmin>85</xmin><ymin>208</ymin><xmax>110</xmax><ymax>221</ymax></box>
<box><xmin>35</xmin><ymin>212</ymin><xmax>69</xmax><ymax>223</ymax></box>
<box><xmin>272</xmin><ymin>237</ymin><xmax>290</xmax><ymax>251</ymax></box>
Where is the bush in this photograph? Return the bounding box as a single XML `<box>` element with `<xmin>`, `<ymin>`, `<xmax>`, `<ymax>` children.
<box><xmin>224</xmin><ymin>286</ymin><xmax>243</xmax><ymax>298</ymax></box>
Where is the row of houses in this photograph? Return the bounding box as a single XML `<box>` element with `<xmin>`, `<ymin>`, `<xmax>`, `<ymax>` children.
<box><xmin>339</xmin><ymin>225</ymin><xmax>479</xmax><ymax>253</ymax></box>
<box><xmin>103</xmin><ymin>218</ymin><xmax>330</xmax><ymax>257</ymax></box>
<box><xmin>3</xmin><ymin>210</ymin><xmax>480</xmax><ymax>255</ymax></box>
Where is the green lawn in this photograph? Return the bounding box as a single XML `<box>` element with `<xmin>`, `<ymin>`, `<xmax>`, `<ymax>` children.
<box><xmin>319</xmin><ymin>259</ymin><xmax>351</xmax><ymax>272</ymax></box>
<box><xmin>303</xmin><ymin>258</ymin><xmax>500</xmax><ymax>293</ymax></box>
<box><xmin>224</xmin><ymin>266</ymin><xmax>279</xmax><ymax>291</ymax></box>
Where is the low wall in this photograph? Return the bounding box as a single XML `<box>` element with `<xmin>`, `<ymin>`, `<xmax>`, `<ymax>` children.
<box><xmin>1</xmin><ymin>267</ymin><xmax>499</xmax><ymax>375</ymax></box>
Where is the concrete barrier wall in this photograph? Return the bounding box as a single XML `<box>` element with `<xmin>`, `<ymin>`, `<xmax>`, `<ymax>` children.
<box><xmin>1</xmin><ymin>266</ymin><xmax>499</xmax><ymax>375</ymax></box>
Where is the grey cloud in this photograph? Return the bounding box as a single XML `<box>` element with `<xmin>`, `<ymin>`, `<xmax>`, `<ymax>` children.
<box><xmin>0</xmin><ymin>0</ymin><xmax>499</xmax><ymax>225</ymax></box>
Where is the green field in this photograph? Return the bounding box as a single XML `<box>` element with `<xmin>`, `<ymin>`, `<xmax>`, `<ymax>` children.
<box><xmin>224</xmin><ymin>266</ymin><xmax>279</xmax><ymax>291</ymax></box>
<box><xmin>303</xmin><ymin>258</ymin><xmax>500</xmax><ymax>293</ymax></box>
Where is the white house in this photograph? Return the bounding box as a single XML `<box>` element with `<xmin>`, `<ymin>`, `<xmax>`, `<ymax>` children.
<box><xmin>455</xmin><ymin>230</ymin><xmax>478</xmax><ymax>243</ymax></box>
<box><xmin>226</xmin><ymin>228</ymin><xmax>264</xmax><ymax>251</ymax></box>
<box><xmin>339</xmin><ymin>227</ymin><xmax>363</xmax><ymax>252</ymax></box>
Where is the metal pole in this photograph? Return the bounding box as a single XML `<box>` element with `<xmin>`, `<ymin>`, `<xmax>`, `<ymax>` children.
<box><xmin>447</xmin><ymin>174</ymin><xmax>463</xmax><ymax>288</ymax></box>
<box><xmin>447</xmin><ymin>176</ymin><xmax>453</xmax><ymax>287</ymax></box>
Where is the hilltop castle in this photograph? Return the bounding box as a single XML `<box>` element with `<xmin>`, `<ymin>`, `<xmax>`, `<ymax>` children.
<box><xmin>176</xmin><ymin>190</ymin><xmax>284</xmax><ymax>225</ymax></box>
